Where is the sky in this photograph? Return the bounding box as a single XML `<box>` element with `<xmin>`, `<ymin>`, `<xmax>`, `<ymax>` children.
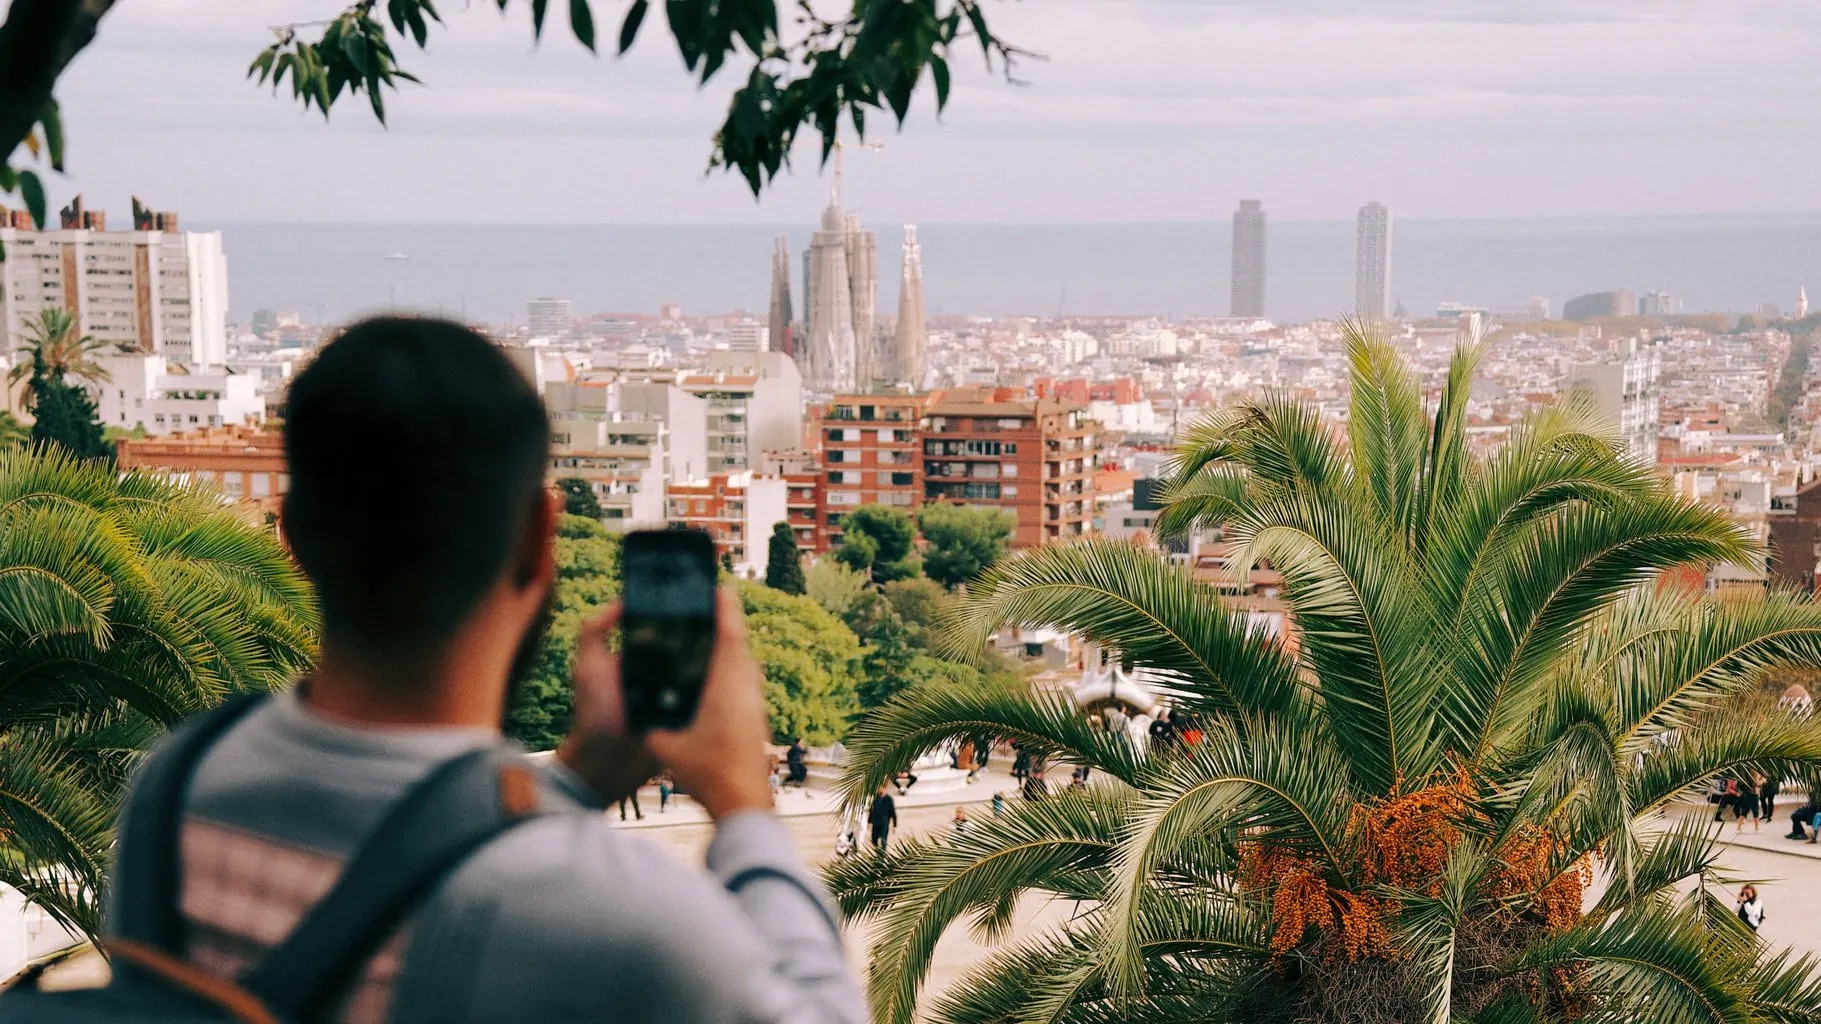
<box><xmin>36</xmin><ymin>0</ymin><xmax>1821</xmax><ymax>225</ymax></box>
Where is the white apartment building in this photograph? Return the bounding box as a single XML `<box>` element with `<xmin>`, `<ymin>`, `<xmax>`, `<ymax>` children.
<box><xmin>0</xmin><ymin>201</ymin><xmax>228</xmax><ymax>367</ymax></box>
<box><xmin>725</xmin><ymin>318</ymin><xmax>767</xmax><ymax>352</ymax></box>
<box><xmin>526</xmin><ymin>297</ymin><xmax>572</xmax><ymax>338</ymax></box>
<box><xmin>680</xmin><ymin>350</ymin><xmax>803</xmax><ymax>473</ymax></box>
<box><xmin>91</xmin><ymin>351</ymin><xmax>263</xmax><ymax>435</ymax></box>
<box><xmin>544</xmin><ymin>379</ymin><xmax>709</xmax><ymax>529</ymax></box>
<box><xmin>1569</xmin><ymin>337</ymin><xmax>1661</xmax><ymax>465</ymax></box>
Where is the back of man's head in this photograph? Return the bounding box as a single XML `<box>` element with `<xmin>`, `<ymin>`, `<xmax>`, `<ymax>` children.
<box><xmin>283</xmin><ymin>317</ymin><xmax>550</xmax><ymax>662</ymax></box>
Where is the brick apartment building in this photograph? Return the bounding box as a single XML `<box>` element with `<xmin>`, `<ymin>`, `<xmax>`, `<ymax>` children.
<box><xmin>922</xmin><ymin>388</ymin><xmax>1098</xmax><ymax>548</ymax></box>
<box><xmin>819</xmin><ymin>393</ymin><xmax>926</xmax><ymax>547</ymax></box>
<box><xmin>115</xmin><ymin>426</ymin><xmax>287</xmax><ymax>506</ymax></box>
<box><xmin>1770</xmin><ymin>477</ymin><xmax>1821</xmax><ymax>591</ymax></box>
<box><xmin>666</xmin><ymin>470</ymin><xmax>790</xmax><ymax>577</ymax></box>
<box><xmin>759</xmin><ymin>450</ymin><xmax>829</xmax><ymax>555</ymax></box>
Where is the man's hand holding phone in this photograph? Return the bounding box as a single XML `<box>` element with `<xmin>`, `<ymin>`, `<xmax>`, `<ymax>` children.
<box><xmin>559</xmin><ymin>590</ymin><xmax>774</xmax><ymax>820</ymax></box>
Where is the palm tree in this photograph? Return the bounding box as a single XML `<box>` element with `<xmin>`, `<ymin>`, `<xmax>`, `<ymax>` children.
<box><xmin>4</xmin><ymin>307</ymin><xmax>115</xmax><ymax>411</ymax></box>
<box><xmin>0</xmin><ymin>447</ymin><xmax>317</xmax><ymax>939</ymax></box>
<box><xmin>831</xmin><ymin>326</ymin><xmax>1821</xmax><ymax>1024</ymax></box>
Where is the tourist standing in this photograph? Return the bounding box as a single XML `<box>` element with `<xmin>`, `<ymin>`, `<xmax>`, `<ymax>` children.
<box><xmin>952</xmin><ymin>805</ymin><xmax>970</xmax><ymax>840</ymax></box>
<box><xmin>869</xmin><ymin>785</ymin><xmax>898</xmax><ymax>854</ymax></box>
<box><xmin>1713</xmin><ymin>776</ymin><xmax>1740</xmax><ymax>823</ymax></box>
<box><xmin>1735</xmin><ymin>777</ymin><xmax>1761</xmax><ymax>833</ymax></box>
<box><xmin>619</xmin><ymin>789</ymin><xmax>643</xmax><ymax>822</ymax></box>
<box><xmin>1759</xmin><ymin>773</ymin><xmax>1781</xmax><ymax>822</ymax></box>
<box><xmin>1149</xmin><ymin>709</ymin><xmax>1175</xmax><ymax>752</ymax></box>
<box><xmin>785</xmin><ymin>737</ymin><xmax>809</xmax><ymax>787</ymax></box>
<box><xmin>657</xmin><ymin>771</ymin><xmax>675</xmax><ymax>813</ymax></box>
<box><xmin>1737</xmin><ymin>885</ymin><xmax>1766</xmax><ymax>932</ymax></box>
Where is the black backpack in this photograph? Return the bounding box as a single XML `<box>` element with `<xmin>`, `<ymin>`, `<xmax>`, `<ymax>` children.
<box><xmin>0</xmin><ymin>694</ymin><xmax>548</xmax><ymax>1023</ymax></box>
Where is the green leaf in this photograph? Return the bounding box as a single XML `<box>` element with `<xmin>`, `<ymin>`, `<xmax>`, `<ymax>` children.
<box><xmin>930</xmin><ymin>55</ymin><xmax>950</xmax><ymax>111</ymax></box>
<box><xmin>569</xmin><ymin>0</ymin><xmax>596</xmax><ymax>51</ymax></box>
<box><xmin>39</xmin><ymin>101</ymin><xmax>66</xmax><ymax>172</ymax></box>
<box><xmin>531</xmin><ymin>0</ymin><xmax>550</xmax><ymax>39</ymax></box>
<box><xmin>18</xmin><ymin>170</ymin><xmax>46</xmax><ymax>229</ymax></box>
<box><xmin>618</xmin><ymin>0</ymin><xmax>648</xmax><ymax>53</ymax></box>
<box><xmin>344</xmin><ymin>32</ymin><xmax>372</xmax><ymax>76</ymax></box>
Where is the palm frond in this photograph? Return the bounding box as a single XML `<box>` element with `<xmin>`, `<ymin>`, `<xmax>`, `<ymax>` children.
<box><xmin>949</xmin><ymin>541</ymin><xmax>1304</xmax><ymax>723</ymax></box>
<box><xmin>1344</xmin><ymin>320</ymin><xmax>1430</xmax><ymax>536</ymax></box>
<box><xmin>1515</xmin><ymin>904</ymin><xmax>1753</xmax><ymax>1024</ymax></box>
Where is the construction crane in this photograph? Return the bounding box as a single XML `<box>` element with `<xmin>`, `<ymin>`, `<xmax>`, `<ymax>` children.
<box><xmin>830</xmin><ymin>140</ymin><xmax>884</xmax><ymax>208</ymax></box>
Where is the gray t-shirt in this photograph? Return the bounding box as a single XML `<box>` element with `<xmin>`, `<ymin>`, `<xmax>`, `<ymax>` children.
<box><xmin>106</xmin><ymin>689</ymin><xmax>864</xmax><ymax>1024</ymax></box>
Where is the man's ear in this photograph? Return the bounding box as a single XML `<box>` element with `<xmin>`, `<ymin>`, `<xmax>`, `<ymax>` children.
<box><xmin>515</xmin><ymin>489</ymin><xmax>559</xmax><ymax>590</ymax></box>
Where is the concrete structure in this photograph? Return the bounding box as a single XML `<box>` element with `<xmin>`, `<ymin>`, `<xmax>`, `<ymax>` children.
<box><xmin>1639</xmin><ymin>291</ymin><xmax>1676</xmax><ymax>317</ymax></box>
<box><xmin>116</xmin><ymin>425</ymin><xmax>286</xmax><ymax>503</ymax></box>
<box><xmin>91</xmin><ymin>351</ymin><xmax>264</xmax><ymax>435</ymax></box>
<box><xmin>820</xmin><ymin>393</ymin><xmax>927</xmax><ymax>542</ymax></box>
<box><xmin>760</xmin><ymin>450</ymin><xmax>828</xmax><ymax>554</ymax></box>
<box><xmin>1230</xmin><ymin>199</ymin><xmax>1267</xmax><ymax>319</ymax></box>
<box><xmin>1800</xmin><ymin>286</ymin><xmax>1810</xmax><ymax>320</ymax></box>
<box><xmin>1569</xmin><ymin>337</ymin><xmax>1661</xmax><ymax>465</ymax></box>
<box><xmin>1355</xmin><ymin>201</ymin><xmax>1391</xmax><ymax>322</ymax></box>
<box><xmin>667</xmin><ymin>470</ymin><xmax>790</xmax><ymax>577</ymax></box>
<box><xmin>845</xmin><ymin>214</ymin><xmax>879</xmax><ymax>386</ymax></box>
<box><xmin>886</xmin><ymin>225</ymin><xmax>928</xmax><ymax>388</ymax></box>
<box><xmin>545</xmin><ymin>378</ymin><xmax>707</xmax><ymax>528</ymax></box>
<box><xmin>681</xmin><ymin>350</ymin><xmax>804</xmax><ymax>473</ymax></box>
<box><xmin>922</xmin><ymin>388</ymin><xmax>1097</xmax><ymax>547</ymax></box>
<box><xmin>0</xmin><ymin>196</ymin><xmax>228</xmax><ymax>367</ymax></box>
<box><xmin>726</xmin><ymin>317</ymin><xmax>766</xmax><ymax>353</ymax></box>
<box><xmin>768</xmin><ymin>235</ymin><xmax>796</xmax><ymax>359</ymax></box>
<box><xmin>1563</xmin><ymin>290</ymin><xmax>1636</xmax><ymax>321</ymax></box>
<box><xmin>526</xmin><ymin>297</ymin><xmax>572</xmax><ymax>337</ymax></box>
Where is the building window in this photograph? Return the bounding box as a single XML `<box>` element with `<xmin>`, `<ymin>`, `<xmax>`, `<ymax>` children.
<box><xmin>827</xmin><ymin>450</ymin><xmax>845</xmax><ymax>464</ymax></box>
<box><xmin>877</xmin><ymin>428</ymin><xmax>893</xmax><ymax>443</ymax></box>
<box><xmin>1003</xmin><ymin>463</ymin><xmax>1018</xmax><ymax>477</ymax></box>
<box><xmin>1002</xmin><ymin>486</ymin><xmax>1017</xmax><ymax>497</ymax></box>
<box><xmin>891</xmin><ymin>472</ymin><xmax>915</xmax><ymax>486</ymax></box>
<box><xmin>828</xmin><ymin>491</ymin><xmax>861</xmax><ymax>506</ymax></box>
<box><xmin>998</xmin><ymin>418</ymin><xmax>1024</xmax><ymax>429</ymax></box>
<box><xmin>881</xmin><ymin>492</ymin><xmax>913</xmax><ymax>506</ymax></box>
<box><xmin>1005</xmin><ymin>443</ymin><xmax>1017</xmax><ymax>454</ymax></box>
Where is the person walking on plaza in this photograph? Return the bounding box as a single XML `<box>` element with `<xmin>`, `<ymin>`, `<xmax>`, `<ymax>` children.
<box><xmin>1713</xmin><ymin>776</ymin><xmax>1741</xmax><ymax>822</ymax></box>
<box><xmin>1734</xmin><ymin>776</ymin><xmax>1761</xmax><ymax>833</ymax></box>
<box><xmin>619</xmin><ymin>789</ymin><xmax>644</xmax><ymax>822</ymax></box>
<box><xmin>1737</xmin><ymin>885</ymin><xmax>1766</xmax><ymax>932</ymax></box>
<box><xmin>869</xmin><ymin>785</ymin><xmax>899</xmax><ymax>854</ymax></box>
<box><xmin>658</xmin><ymin>770</ymin><xmax>675</xmax><ymax>813</ymax></box>
<box><xmin>1759</xmin><ymin>773</ymin><xmax>1780</xmax><ymax>822</ymax></box>
<box><xmin>1790</xmin><ymin>794</ymin><xmax>1821</xmax><ymax>841</ymax></box>
<box><xmin>785</xmin><ymin>737</ymin><xmax>809</xmax><ymax>787</ymax></box>
<box><xmin>86</xmin><ymin>318</ymin><xmax>863</xmax><ymax>1024</ymax></box>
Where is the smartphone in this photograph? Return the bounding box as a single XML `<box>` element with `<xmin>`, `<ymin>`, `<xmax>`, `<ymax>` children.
<box><xmin>620</xmin><ymin>528</ymin><xmax>718</xmax><ymax>732</ymax></box>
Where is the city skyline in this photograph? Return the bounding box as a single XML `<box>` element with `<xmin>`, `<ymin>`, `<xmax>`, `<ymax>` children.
<box><xmin>43</xmin><ymin>2</ymin><xmax>1821</xmax><ymax>225</ymax></box>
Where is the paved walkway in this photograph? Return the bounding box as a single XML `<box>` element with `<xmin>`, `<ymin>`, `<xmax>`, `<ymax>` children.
<box><xmin>603</xmin><ymin>763</ymin><xmax>1032</xmax><ymax>829</ymax></box>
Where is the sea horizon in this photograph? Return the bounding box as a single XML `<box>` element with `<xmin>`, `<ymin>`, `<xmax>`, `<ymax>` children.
<box><xmin>201</xmin><ymin>212</ymin><xmax>1821</xmax><ymax>328</ymax></box>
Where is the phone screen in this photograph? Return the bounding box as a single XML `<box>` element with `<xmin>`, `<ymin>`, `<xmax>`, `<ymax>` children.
<box><xmin>620</xmin><ymin>529</ymin><xmax>717</xmax><ymax>732</ymax></box>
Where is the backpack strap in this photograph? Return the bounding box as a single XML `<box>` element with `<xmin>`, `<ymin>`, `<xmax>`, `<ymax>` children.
<box><xmin>238</xmin><ymin>749</ymin><xmax>547</xmax><ymax>1022</ymax></box>
<box><xmin>111</xmin><ymin>692</ymin><xmax>271</xmax><ymax>951</ymax></box>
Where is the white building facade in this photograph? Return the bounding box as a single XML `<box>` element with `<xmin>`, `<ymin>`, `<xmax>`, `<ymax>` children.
<box><xmin>91</xmin><ymin>351</ymin><xmax>263</xmax><ymax>435</ymax></box>
<box><xmin>0</xmin><ymin>205</ymin><xmax>228</xmax><ymax>368</ymax></box>
<box><xmin>1569</xmin><ymin>338</ymin><xmax>1661</xmax><ymax>466</ymax></box>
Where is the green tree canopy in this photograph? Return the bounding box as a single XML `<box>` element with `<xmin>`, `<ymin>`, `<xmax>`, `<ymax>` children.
<box><xmin>1</xmin><ymin>0</ymin><xmax>1030</xmax><ymax>224</ymax></box>
<box><xmin>29</xmin><ymin>372</ymin><xmax>110</xmax><ymax>462</ymax></box>
<box><xmin>830</xmin><ymin>324</ymin><xmax>1821</xmax><ymax>1024</ymax></box>
<box><xmin>0</xmin><ymin>447</ymin><xmax>318</xmax><ymax>939</ymax></box>
<box><xmin>805</xmin><ymin>556</ymin><xmax>871</xmax><ymax>618</ymax></box>
<box><xmin>738</xmin><ymin>582</ymin><xmax>861</xmax><ymax>744</ymax></box>
<box><xmin>503</xmin><ymin>514</ymin><xmax>621</xmax><ymax>750</ymax></box>
<box><xmin>833</xmin><ymin>504</ymin><xmax>919</xmax><ymax>582</ymax></box>
<box><xmin>917</xmin><ymin>503</ymin><xmax>1012</xmax><ymax>590</ymax></box>
<box><xmin>556</xmin><ymin>476</ymin><xmax>604</xmax><ymax>520</ymax></box>
<box><xmin>0</xmin><ymin>410</ymin><xmax>27</xmax><ymax>452</ymax></box>
<box><xmin>881</xmin><ymin>576</ymin><xmax>952</xmax><ymax>650</ymax></box>
<box><xmin>764</xmin><ymin>520</ymin><xmax>806</xmax><ymax>595</ymax></box>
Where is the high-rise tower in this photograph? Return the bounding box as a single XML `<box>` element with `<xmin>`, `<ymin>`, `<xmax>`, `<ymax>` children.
<box><xmin>1355</xmin><ymin>201</ymin><xmax>1392</xmax><ymax>322</ymax></box>
<box><xmin>1799</xmin><ymin>286</ymin><xmax>1810</xmax><ymax>320</ymax></box>
<box><xmin>1231</xmin><ymin>199</ymin><xmax>1266</xmax><ymax>318</ymax></box>
<box><xmin>890</xmin><ymin>224</ymin><xmax>927</xmax><ymax>386</ymax></box>
<box><xmin>767</xmin><ymin>235</ymin><xmax>795</xmax><ymax>358</ymax></box>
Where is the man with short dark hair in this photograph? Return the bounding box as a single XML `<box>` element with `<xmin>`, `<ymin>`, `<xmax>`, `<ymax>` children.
<box><xmin>104</xmin><ymin>318</ymin><xmax>863</xmax><ymax>1023</ymax></box>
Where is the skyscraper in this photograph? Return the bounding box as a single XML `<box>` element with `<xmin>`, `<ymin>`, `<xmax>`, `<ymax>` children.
<box><xmin>1355</xmin><ymin>201</ymin><xmax>1392</xmax><ymax>321</ymax></box>
<box><xmin>890</xmin><ymin>225</ymin><xmax>927</xmax><ymax>386</ymax></box>
<box><xmin>1799</xmin><ymin>286</ymin><xmax>1810</xmax><ymax>320</ymax></box>
<box><xmin>1230</xmin><ymin>199</ymin><xmax>1266</xmax><ymax>318</ymax></box>
<box><xmin>767</xmin><ymin>235</ymin><xmax>795</xmax><ymax>358</ymax></box>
